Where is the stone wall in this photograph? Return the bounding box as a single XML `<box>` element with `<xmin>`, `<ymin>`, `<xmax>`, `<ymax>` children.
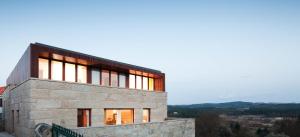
<box><xmin>4</xmin><ymin>78</ymin><xmax>168</xmax><ymax>137</ymax></box>
<box><xmin>3</xmin><ymin>80</ymin><xmax>33</xmax><ymax>137</ymax></box>
<box><xmin>73</xmin><ymin>118</ymin><xmax>195</xmax><ymax>137</ymax></box>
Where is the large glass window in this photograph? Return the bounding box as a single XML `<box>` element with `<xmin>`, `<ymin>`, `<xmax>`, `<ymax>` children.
<box><xmin>91</xmin><ymin>69</ymin><xmax>100</xmax><ymax>85</ymax></box>
<box><xmin>77</xmin><ymin>109</ymin><xmax>91</xmax><ymax>127</ymax></box>
<box><xmin>143</xmin><ymin>77</ymin><xmax>148</xmax><ymax>90</ymax></box>
<box><xmin>119</xmin><ymin>73</ymin><xmax>126</xmax><ymax>88</ymax></box>
<box><xmin>149</xmin><ymin>78</ymin><xmax>154</xmax><ymax>91</ymax></box>
<box><xmin>110</xmin><ymin>71</ymin><xmax>118</xmax><ymax>87</ymax></box>
<box><xmin>143</xmin><ymin>109</ymin><xmax>150</xmax><ymax>123</ymax></box>
<box><xmin>51</xmin><ymin>60</ymin><xmax>63</xmax><ymax>81</ymax></box>
<box><xmin>101</xmin><ymin>70</ymin><xmax>110</xmax><ymax>86</ymax></box>
<box><xmin>38</xmin><ymin>58</ymin><xmax>49</xmax><ymax>79</ymax></box>
<box><xmin>77</xmin><ymin>65</ymin><xmax>87</xmax><ymax>83</ymax></box>
<box><xmin>65</xmin><ymin>63</ymin><xmax>76</xmax><ymax>82</ymax></box>
<box><xmin>129</xmin><ymin>74</ymin><xmax>135</xmax><ymax>89</ymax></box>
<box><xmin>136</xmin><ymin>76</ymin><xmax>142</xmax><ymax>89</ymax></box>
<box><xmin>105</xmin><ymin>109</ymin><xmax>133</xmax><ymax>125</ymax></box>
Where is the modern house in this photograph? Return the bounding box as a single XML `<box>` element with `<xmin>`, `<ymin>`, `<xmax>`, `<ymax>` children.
<box><xmin>3</xmin><ymin>43</ymin><xmax>194</xmax><ymax>137</ymax></box>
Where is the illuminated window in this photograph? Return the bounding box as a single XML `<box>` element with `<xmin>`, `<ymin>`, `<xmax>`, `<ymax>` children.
<box><xmin>65</xmin><ymin>63</ymin><xmax>76</xmax><ymax>82</ymax></box>
<box><xmin>143</xmin><ymin>109</ymin><xmax>150</xmax><ymax>123</ymax></box>
<box><xmin>110</xmin><ymin>71</ymin><xmax>118</xmax><ymax>87</ymax></box>
<box><xmin>101</xmin><ymin>70</ymin><xmax>110</xmax><ymax>86</ymax></box>
<box><xmin>105</xmin><ymin>109</ymin><xmax>133</xmax><ymax>125</ymax></box>
<box><xmin>77</xmin><ymin>109</ymin><xmax>91</xmax><ymax>127</ymax></box>
<box><xmin>143</xmin><ymin>77</ymin><xmax>148</xmax><ymax>90</ymax></box>
<box><xmin>119</xmin><ymin>73</ymin><xmax>126</xmax><ymax>88</ymax></box>
<box><xmin>149</xmin><ymin>78</ymin><xmax>154</xmax><ymax>91</ymax></box>
<box><xmin>129</xmin><ymin>74</ymin><xmax>135</xmax><ymax>89</ymax></box>
<box><xmin>91</xmin><ymin>69</ymin><xmax>100</xmax><ymax>85</ymax></box>
<box><xmin>51</xmin><ymin>60</ymin><xmax>63</xmax><ymax>81</ymax></box>
<box><xmin>136</xmin><ymin>76</ymin><xmax>142</xmax><ymax>89</ymax></box>
<box><xmin>77</xmin><ymin>65</ymin><xmax>87</xmax><ymax>83</ymax></box>
<box><xmin>38</xmin><ymin>58</ymin><xmax>49</xmax><ymax>79</ymax></box>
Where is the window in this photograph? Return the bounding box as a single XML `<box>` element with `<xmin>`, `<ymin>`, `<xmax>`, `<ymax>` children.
<box><xmin>51</xmin><ymin>60</ymin><xmax>63</xmax><ymax>81</ymax></box>
<box><xmin>105</xmin><ymin>109</ymin><xmax>134</xmax><ymax>125</ymax></box>
<box><xmin>143</xmin><ymin>77</ymin><xmax>148</xmax><ymax>90</ymax></box>
<box><xmin>77</xmin><ymin>65</ymin><xmax>87</xmax><ymax>83</ymax></box>
<box><xmin>136</xmin><ymin>76</ymin><xmax>142</xmax><ymax>89</ymax></box>
<box><xmin>65</xmin><ymin>63</ymin><xmax>76</xmax><ymax>82</ymax></box>
<box><xmin>143</xmin><ymin>109</ymin><xmax>150</xmax><ymax>123</ymax></box>
<box><xmin>101</xmin><ymin>70</ymin><xmax>110</xmax><ymax>86</ymax></box>
<box><xmin>119</xmin><ymin>73</ymin><xmax>126</xmax><ymax>88</ymax></box>
<box><xmin>129</xmin><ymin>74</ymin><xmax>135</xmax><ymax>89</ymax></box>
<box><xmin>91</xmin><ymin>69</ymin><xmax>100</xmax><ymax>85</ymax></box>
<box><xmin>110</xmin><ymin>71</ymin><xmax>118</xmax><ymax>87</ymax></box>
<box><xmin>77</xmin><ymin>109</ymin><xmax>91</xmax><ymax>127</ymax></box>
<box><xmin>38</xmin><ymin>58</ymin><xmax>49</xmax><ymax>79</ymax></box>
<box><xmin>148</xmin><ymin>78</ymin><xmax>154</xmax><ymax>91</ymax></box>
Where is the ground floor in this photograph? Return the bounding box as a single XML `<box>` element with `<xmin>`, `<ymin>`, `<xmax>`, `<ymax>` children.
<box><xmin>3</xmin><ymin>79</ymin><xmax>168</xmax><ymax>137</ymax></box>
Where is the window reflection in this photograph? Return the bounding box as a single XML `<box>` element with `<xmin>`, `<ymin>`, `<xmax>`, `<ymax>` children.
<box><xmin>129</xmin><ymin>74</ymin><xmax>135</xmax><ymax>89</ymax></box>
<box><xmin>136</xmin><ymin>76</ymin><xmax>142</xmax><ymax>89</ymax></box>
<box><xmin>77</xmin><ymin>65</ymin><xmax>87</xmax><ymax>83</ymax></box>
<box><xmin>149</xmin><ymin>78</ymin><xmax>154</xmax><ymax>91</ymax></box>
<box><xmin>65</xmin><ymin>63</ymin><xmax>75</xmax><ymax>82</ymax></box>
<box><xmin>143</xmin><ymin>77</ymin><xmax>148</xmax><ymax>90</ymax></box>
<box><xmin>101</xmin><ymin>70</ymin><xmax>110</xmax><ymax>86</ymax></box>
<box><xmin>91</xmin><ymin>69</ymin><xmax>100</xmax><ymax>85</ymax></box>
<box><xmin>111</xmin><ymin>71</ymin><xmax>118</xmax><ymax>87</ymax></box>
<box><xmin>51</xmin><ymin>60</ymin><xmax>63</xmax><ymax>81</ymax></box>
<box><xmin>119</xmin><ymin>73</ymin><xmax>126</xmax><ymax>88</ymax></box>
<box><xmin>38</xmin><ymin>58</ymin><xmax>49</xmax><ymax>79</ymax></box>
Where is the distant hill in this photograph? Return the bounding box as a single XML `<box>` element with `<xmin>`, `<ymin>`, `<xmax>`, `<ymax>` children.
<box><xmin>168</xmin><ymin>101</ymin><xmax>300</xmax><ymax>118</ymax></box>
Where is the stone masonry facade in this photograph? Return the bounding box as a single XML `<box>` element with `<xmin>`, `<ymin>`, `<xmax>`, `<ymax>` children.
<box><xmin>4</xmin><ymin>78</ymin><xmax>170</xmax><ymax>137</ymax></box>
<box><xmin>73</xmin><ymin>118</ymin><xmax>195</xmax><ymax>137</ymax></box>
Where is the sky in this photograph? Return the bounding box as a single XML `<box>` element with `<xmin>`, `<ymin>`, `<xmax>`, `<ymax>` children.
<box><xmin>0</xmin><ymin>0</ymin><xmax>300</xmax><ymax>104</ymax></box>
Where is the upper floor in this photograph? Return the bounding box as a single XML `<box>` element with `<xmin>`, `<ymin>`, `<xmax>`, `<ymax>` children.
<box><xmin>6</xmin><ymin>43</ymin><xmax>165</xmax><ymax>92</ymax></box>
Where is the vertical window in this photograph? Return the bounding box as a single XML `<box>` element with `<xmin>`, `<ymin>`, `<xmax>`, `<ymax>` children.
<box><xmin>77</xmin><ymin>65</ymin><xmax>87</xmax><ymax>83</ymax></box>
<box><xmin>105</xmin><ymin>109</ymin><xmax>133</xmax><ymax>125</ymax></box>
<box><xmin>143</xmin><ymin>109</ymin><xmax>150</xmax><ymax>123</ymax></box>
<box><xmin>148</xmin><ymin>78</ymin><xmax>154</xmax><ymax>91</ymax></box>
<box><xmin>129</xmin><ymin>74</ymin><xmax>135</xmax><ymax>89</ymax></box>
<box><xmin>119</xmin><ymin>73</ymin><xmax>126</xmax><ymax>88</ymax></box>
<box><xmin>143</xmin><ymin>77</ymin><xmax>148</xmax><ymax>90</ymax></box>
<box><xmin>51</xmin><ymin>60</ymin><xmax>63</xmax><ymax>81</ymax></box>
<box><xmin>38</xmin><ymin>58</ymin><xmax>49</xmax><ymax>79</ymax></box>
<box><xmin>91</xmin><ymin>69</ymin><xmax>100</xmax><ymax>85</ymax></box>
<box><xmin>136</xmin><ymin>76</ymin><xmax>142</xmax><ymax>89</ymax></box>
<box><xmin>110</xmin><ymin>71</ymin><xmax>118</xmax><ymax>87</ymax></box>
<box><xmin>101</xmin><ymin>70</ymin><xmax>110</xmax><ymax>86</ymax></box>
<box><xmin>77</xmin><ymin>109</ymin><xmax>91</xmax><ymax>127</ymax></box>
<box><xmin>65</xmin><ymin>63</ymin><xmax>76</xmax><ymax>82</ymax></box>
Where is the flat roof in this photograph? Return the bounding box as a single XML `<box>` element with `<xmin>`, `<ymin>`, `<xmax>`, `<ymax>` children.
<box><xmin>31</xmin><ymin>43</ymin><xmax>164</xmax><ymax>76</ymax></box>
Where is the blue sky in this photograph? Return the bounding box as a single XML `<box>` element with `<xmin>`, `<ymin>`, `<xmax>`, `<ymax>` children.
<box><xmin>0</xmin><ymin>0</ymin><xmax>300</xmax><ymax>104</ymax></box>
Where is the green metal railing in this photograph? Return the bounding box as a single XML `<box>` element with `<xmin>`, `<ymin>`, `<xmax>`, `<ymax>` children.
<box><xmin>52</xmin><ymin>123</ymin><xmax>83</xmax><ymax>137</ymax></box>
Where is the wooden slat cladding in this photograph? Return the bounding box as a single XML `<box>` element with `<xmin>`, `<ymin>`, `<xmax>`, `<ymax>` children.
<box><xmin>6</xmin><ymin>47</ymin><xmax>31</xmax><ymax>86</ymax></box>
<box><xmin>154</xmin><ymin>77</ymin><xmax>165</xmax><ymax>92</ymax></box>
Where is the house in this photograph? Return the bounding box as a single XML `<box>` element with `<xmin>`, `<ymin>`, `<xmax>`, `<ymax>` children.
<box><xmin>3</xmin><ymin>43</ymin><xmax>194</xmax><ymax>137</ymax></box>
<box><xmin>0</xmin><ymin>87</ymin><xmax>5</xmax><ymax>114</ymax></box>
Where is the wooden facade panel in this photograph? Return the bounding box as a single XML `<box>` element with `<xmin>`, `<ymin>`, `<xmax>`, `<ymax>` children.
<box><xmin>6</xmin><ymin>47</ymin><xmax>31</xmax><ymax>86</ymax></box>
